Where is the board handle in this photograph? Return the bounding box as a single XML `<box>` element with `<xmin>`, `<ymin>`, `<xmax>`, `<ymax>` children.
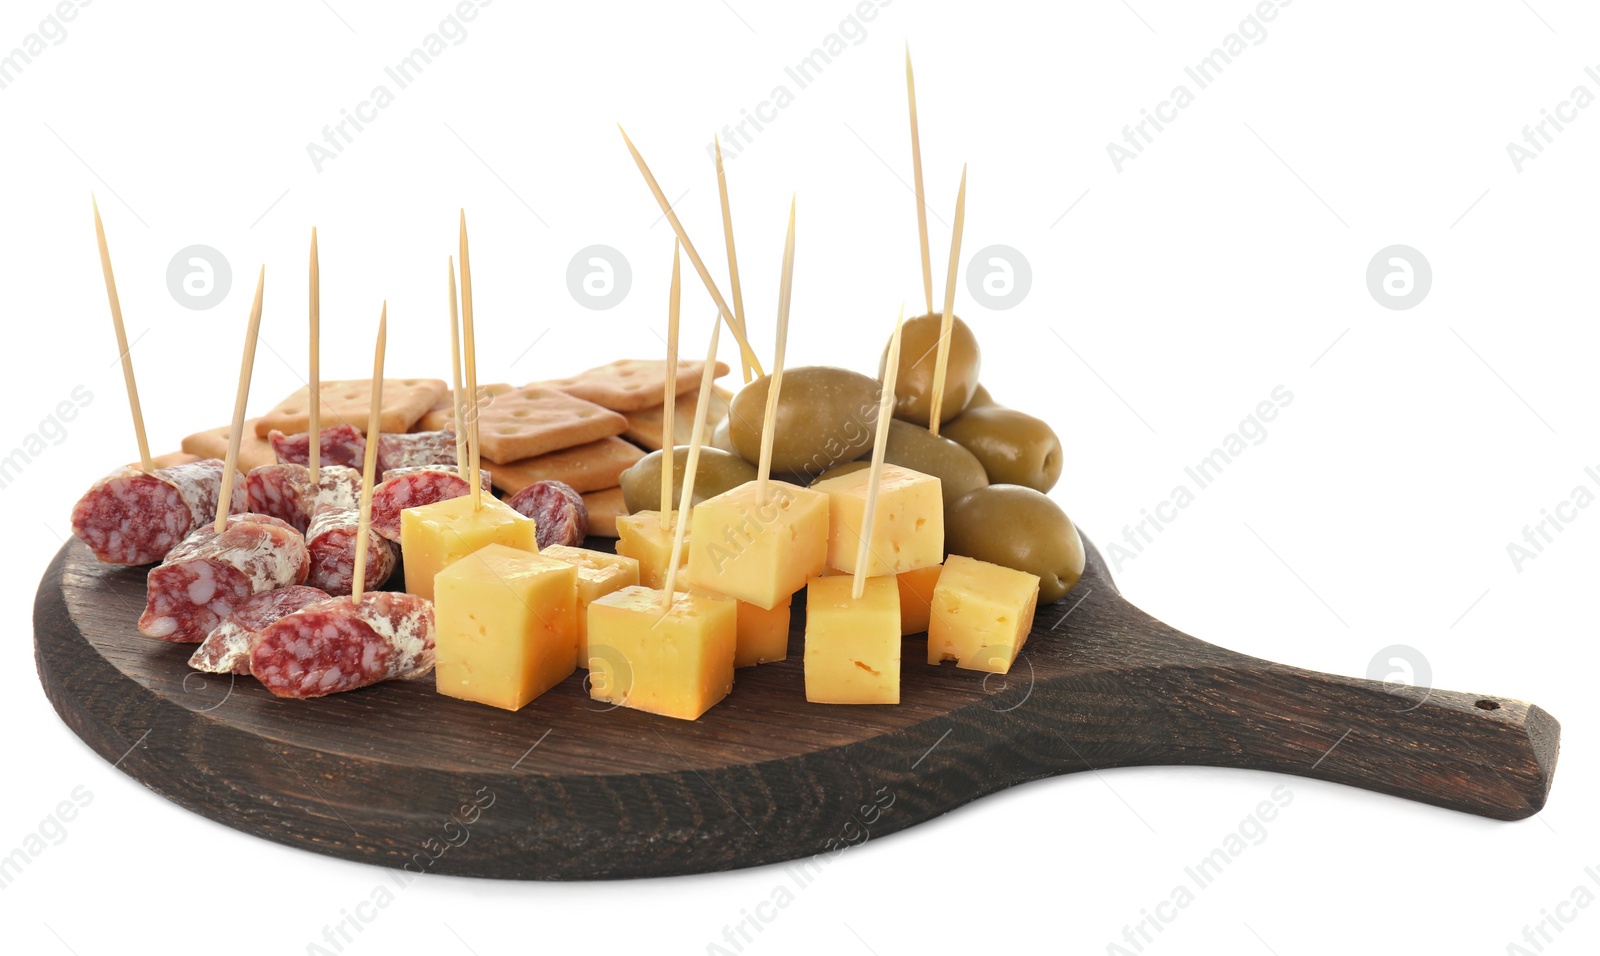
<box><xmin>1082</xmin><ymin>610</ymin><xmax>1560</xmax><ymax>820</ymax></box>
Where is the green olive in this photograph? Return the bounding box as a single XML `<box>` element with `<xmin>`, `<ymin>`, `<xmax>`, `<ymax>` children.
<box><xmin>728</xmin><ymin>366</ymin><xmax>881</xmax><ymax>479</ymax></box>
<box><xmin>967</xmin><ymin>384</ymin><xmax>996</xmax><ymax>408</ymax></box>
<box><xmin>941</xmin><ymin>405</ymin><xmax>1063</xmax><ymax>494</ymax></box>
<box><xmin>619</xmin><ymin>447</ymin><xmax>757</xmax><ymax>515</ymax></box>
<box><xmin>945</xmin><ymin>485</ymin><xmax>1085</xmax><ymax>603</ymax></box>
<box><xmin>881</xmin><ymin>312</ymin><xmax>981</xmax><ymax>427</ymax></box>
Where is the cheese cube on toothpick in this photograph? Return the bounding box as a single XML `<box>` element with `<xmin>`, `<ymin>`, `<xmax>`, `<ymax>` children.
<box><xmin>587</xmin><ymin>585</ymin><xmax>736</xmax><ymax>720</ymax></box>
<box><xmin>812</xmin><ymin>463</ymin><xmax>943</xmax><ymax>577</ymax></box>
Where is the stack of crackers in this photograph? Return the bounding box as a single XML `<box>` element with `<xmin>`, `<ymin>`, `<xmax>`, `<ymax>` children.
<box><xmin>181</xmin><ymin>363</ymin><xmax>732</xmax><ymax>538</ymax></box>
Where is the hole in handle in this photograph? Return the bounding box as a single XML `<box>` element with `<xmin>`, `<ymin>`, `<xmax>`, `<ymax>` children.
<box><xmin>1475</xmin><ymin>699</ymin><xmax>1500</xmax><ymax>711</ymax></box>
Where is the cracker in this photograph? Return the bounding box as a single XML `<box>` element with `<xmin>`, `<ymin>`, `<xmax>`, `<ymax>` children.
<box><xmin>182</xmin><ymin>420</ymin><xmax>277</xmax><ymax>472</ymax></box>
<box><xmin>133</xmin><ymin>451</ymin><xmax>202</xmax><ymax>470</ymax></box>
<box><xmin>252</xmin><ymin>378</ymin><xmax>447</xmax><ymax>438</ymax></box>
<box><xmin>581</xmin><ymin>487</ymin><xmax>625</xmax><ymax>538</ymax></box>
<box><xmin>467</xmin><ymin>385</ymin><xmax>628</xmax><ymax>464</ymax></box>
<box><xmin>623</xmin><ymin>385</ymin><xmax>734</xmax><ymax>452</ymax></box>
<box><xmin>546</xmin><ymin>359</ymin><xmax>731</xmax><ymax>412</ymax></box>
<box><xmin>489</xmin><ymin>436</ymin><xmax>645</xmax><ymax>495</ymax></box>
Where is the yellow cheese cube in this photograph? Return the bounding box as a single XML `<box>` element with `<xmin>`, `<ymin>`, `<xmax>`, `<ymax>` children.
<box><xmin>811</xmin><ymin>464</ymin><xmax>943</xmax><ymax>577</ymax></box>
<box><xmin>615</xmin><ymin>510</ymin><xmax>688</xmax><ymax>590</ymax></box>
<box><xmin>687</xmin><ymin>481</ymin><xmax>829</xmax><ymax>610</ymax></box>
<box><xmin>541</xmin><ymin>545</ymin><xmax>641</xmax><ymax>667</ymax></box>
<box><xmin>433</xmin><ymin>544</ymin><xmax>578</xmax><ymax>710</ymax></box>
<box><xmin>692</xmin><ymin>587</ymin><xmax>792</xmax><ymax>667</ymax></box>
<box><xmin>896</xmin><ymin>563</ymin><xmax>943</xmax><ymax>635</ymax></box>
<box><xmin>927</xmin><ymin>555</ymin><xmax>1040</xmax><ymax>674</ymax></box>
<box><xmin>400</xmin><ymin>494</ymin><xmax>537</xmax><ymax>600</ymax></box>
<box><xmin>803</xmin><ymin>574</ymin><xmax>901</xmax><ymax>704</ymax></box>
<box><xmin>587</xmin><ymin>585</ymin><xmax>737</xmax><ymax>720</ymax></box>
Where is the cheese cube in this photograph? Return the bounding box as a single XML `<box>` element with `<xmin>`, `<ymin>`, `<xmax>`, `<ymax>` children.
<box><xmin>400</xmin><ymin>494</ymin><xmax>537</xmax><ymax>600</ymax></box>
<box><xmin>433</xmin><ymin>544</ymin><xmax>578</xmax><ymax>710</ymax></box>
<box><xmin>811</xmin><ymin>464</ymin><xmax>942</xmax><ymax>577</ymax></box>
<box><xmin>693</xmin><ymin>587</ymin><xmax>792</xmax><ymax>667</ymax></box>
<box><xmin>896</xmin><ymin>563</ymin><xmax>943</xmax><ymax>635</ymax></box>
<box><xmin>541</xmin><ymin>545</ymin><xmax>641</xmax><ymax>667</ymax></box>
<box><xmin>587</xmin><ymin>585</ymin><xmax>737</xmax><ymax>720</ymax></box>
<box><xmin>615</xmin><ymin>510</ymin><xmax>688</xmax><ymax>590</ymax></box>
<box><xmin>687</xmin><ymin>481</ymin><xmax>829</xmax><ymax>610</ymax></box>
<box><xmin>803</xmin><ymin>574</ymin><xmax>901</xmax><ymax>704</ymax></box>
<box><xmin>927</xmin><ymin>555</ymin><xmax>1040</xmax><ymax>674</ymax></box>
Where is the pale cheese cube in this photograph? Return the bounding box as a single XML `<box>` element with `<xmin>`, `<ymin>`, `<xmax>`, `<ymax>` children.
<box><xmin>615</xmin><ymin>510</ymin><xmax>689</xmax><ymax>590</ymax></box>
<box><xmin>587</xmin><ymin>585</ymin><xmax>737</xmax><ymax>720</ymax></box>
<box><xmin>927</xmin><ymin>555</ymin><xmax>1040</xmax><ymax>674</ymax></box>
<box><xmin>687</xmin><ymin>481</ymin><xmax>828</xmax><ymax>610</ymax></box>
<box><xmin>803</xmin><ymin>574</ymin><xmax>900</xmax><ymax>704</ymax></box>
<box><xmin>812</xmin><ymin>464</ymin><xmax>942</xmax><ymax>577</ymax></box>
<box><xmin>400</xmin><ymin>494</ymin><xmax>537</xmax><ymax>601</ymax></box>
<box><xmin>540</xmin><ymin>544</ymin><xmax>641</xmax><ymax>667</ymax></box>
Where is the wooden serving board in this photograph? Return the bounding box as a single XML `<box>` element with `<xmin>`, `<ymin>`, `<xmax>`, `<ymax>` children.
<box><xmin>34</xmin><ymin>534</ymin><xmax>1558</xmax><ymax>880</ymax></box>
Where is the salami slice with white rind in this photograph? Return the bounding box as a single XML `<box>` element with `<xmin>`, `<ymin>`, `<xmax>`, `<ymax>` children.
<box><xmin>367</xmin><ymin>466</ymin><xmax>487</xmax><ymax>542</ymax></box>
<box><xmin>138</xmin><ymin>513</ymin><xmax>310</xmax><ymax>643</ymax></box>
<box><xmin>187</xmin><ymin>585</ymin><xmax>332</xmax><ymax>675</ymax></box>
<box><xmin>269</xmin><ymin>424</ymin><xmax>367</xmax><ymax>470</ymax></box>
<box><xmin>244</xmin><ymin>464</ymin><xmax>362</xmax><ymax>534</ymax></box>
<box><xmin>305</xmin><ymin>507</ymin><xmax>397</xmax><ymax>596</ymax></box>
<box><xmin>376</xmin><ymin>430</ymin><xmax>458</xmax><ymax>478</ymax></box>
<box><xmin>70</xmin><ymin>458</ymin><xmax>244</xmax><ymax>565</ymax></box>
<box><xmin>250</xmin><ymin>592</ymin><xmax>436</xmax><ymax>699</ymax></box>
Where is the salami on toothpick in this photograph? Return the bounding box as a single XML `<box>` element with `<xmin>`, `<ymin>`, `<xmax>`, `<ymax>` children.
<box><xmin>854</xmin><ymin>304</ymin><xmax>905</xmax><ymax>600</ymax></box>
<box><xmin>351</xmin><ymin>305</ymin><xmax>387</xmax><ymax>604</ymax></box>
<box><xmin>214</xmin><ymin>266</ymin><xmax>267</xmax><ymax>534</ymax></box>
<box><xmin>755</xmin><ymin>195</ymin><xmax>796</xmax><ymax>506</ymax></box>
<box><xmin>92</xmin><ymin>196</ymin><xmax>152</xmax><ymax>472</ymax></box>
<box><xmin>308</xmin><ymin>228</ymin><xmax>322</xmax><ymax>484</ymax></box>
<box><xmin>714</xmin><ymin>135</ymin><xmax>752</xmax><ymax>383</ymax></box>
<box><xmin>458</xmin><ymin>211</ymin><xmax>483</xmax><ymax>510</ymax></box>
<box><xmin>660</xmin><ymin>240</ymin><xmax>681</xmax><ymax>529</ymax></box>
<box><xmin>447</xmin><ymin>256</ymin><xmax>467</xmax><ymax>479</ymax></box>
<box><xmin>907</xmin><ymin>46</ymin><xmax>933</xmax><ymax>317</ymax></box>
<box><xmin>659</xmin><ymin>316</ymin><xmax>724</xmax><ymax>611</ymax></box>
<box><xmin>927</xmin><ymin>164</ymin><xmax>967</xmax><ymax>437</ymax></box>
<box><xmin>617</xmin><ymin>124</ymin><xmax>764</xmax><ymax>379</ymax></box>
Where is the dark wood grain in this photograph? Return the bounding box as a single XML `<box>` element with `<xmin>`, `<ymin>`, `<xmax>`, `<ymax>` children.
<box><xmin>33</xmin><ymin>534</ymin><xmax>1559</xmax><ymax>880</ymax></box>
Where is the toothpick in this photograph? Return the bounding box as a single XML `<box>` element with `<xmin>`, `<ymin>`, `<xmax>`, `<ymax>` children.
<box><xmin>308</xmin><ymin>228</ymin><xmax>321</xmax><ymax>485</ymax></box>
<box><xmin>458</xmin><ymin>211</ymin><xmax>483</xmax><ymax>510</ymax></box>
<box><xmin>855</xmin><ymin>304</ymin><xmax>905</xmax><ymax>600</ymax></box>
<box><xmin>756</xmin><ymin>195</ymin><xmax>796</xmax><ymax>505</ymax></box>
<box><xmin>352</xmin><ymin>304</ymin><xmax>387</xmax><ymax>604</ymax></box>
<box><xmin>659</xmin><ymin>316</ymin><xmax>723</xmax><ymax>611</ymax></box>
<box><xmin>92</xmin><ymin>196</ymin><xmax>152</xmax><ymax>472</ymax></box>
<box><xmin>660</xmin><ymin>240</ymin><xmax>681</xmax><ymax>530</ymax></box>
<box><xmin>927</xmin><ymin>164</ymin><xmax>967</xmax><ymax>437</ymax></box>
<box><xmin>448</xmin><ymin>256</ymin><xmax>467</xmax><ymax>479</ymax></box>
<box><xmin>214</xmin><ymin>266</ymin><xmax>266</xmax><ymax>534</ymax></box>
<box><xmin>617</xmin><ymin>125</ymin><xmax>764</xmax><ymax>378</ymax></box>
<box><xmin>907</xmin><ymin>47</ymin><xmax>933</xmax><ymax>316</ymax></box>
<box><xmin>714</xmin><ymin>135</ymin><xmax>752</xmax><ymax>383</ymax></box>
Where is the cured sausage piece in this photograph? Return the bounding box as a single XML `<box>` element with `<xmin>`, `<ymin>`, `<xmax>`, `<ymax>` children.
<box><xmin>70</xmin><ymin>458</ymin><xmax>245</xmax><ymax>565</ymax></box>
<box><xmin>250</xmin><ymin>591</ymin><xmax>436</xmax><ymax>699</ymax></box>
<box><xmin>506</xmin><ymin>480</ymin><xmax>588</xmax><ymax>549</ymax></box>
<box><xmin>269</xmin><ymin>424</ymin><xmax>367</xmax><ymax>470</ymax></box>
<box><xmin>377</xmin><ymin>430</ymin><xmax>458</xmax><ymax>478</ymax></box>
<box><xmin>188</xmin><ymin>585</ymin><xmax>332</xmax><ymax>675</ymax></box>
<box><xmin>138</xmin><ymin>514</ymin><xmax>310</xmax><ymax>643</ymax></box>
<box><xmin>380</xmin><ymin>464</ymin><xmax>492</xmax><ymax>490</ymax></box>
<box><xmin>244</xmin><ymin>464</ymin><xmax>362</xmax><ymax>534</ymax></box>
<box><xmin>367</xmin><ymin>466</ymin><xmax>489</xmax><ymax>543</ymax></box>
<box><xmin>306</xmin><ymin>507</ymin><xmax>397</xmax><ymax>596</ymax></box>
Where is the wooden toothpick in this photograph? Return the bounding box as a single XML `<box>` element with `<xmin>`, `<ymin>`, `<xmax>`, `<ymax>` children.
<box><xmin>907</xmin><ymin>46</ymin><xmax>933</xmax><ymax>317</ymax></box>
<box><xmin>755</xmin><ymin>195</ymin><xmax>796</xmax><ymax>505</ymax></box>
<box><xmin>714</xmin><ymin>135</ymin><xmax>752</xmax><ymax>383</ymax></box>
<box><xmin>459</xmin><ymin>211</ymin><xmax>483</xmax><ymax>510</ymax></box>
<box><xmin>854</xmin><ymin>304</ymin><xmax>905</xmax><ymax>600</ymax></box>
<box><xmin>308</xmin><ymin>228</ymin><xmax>321</xmax><ymax>485</ymax></box>
<box><xmin>214</xmin><ymin>266</ymin><xmax>267</xmax><ymax>534</ymax></box>
<box><xmin>927</xmin><ymin>164</ymin><xmax>967</xmax><ymax>437</ymax></box>
<box><xmin>448</xmin><ymin>256</ymin><xmax>467</xmax><ymax>480</ymax></box>
<box><xmin>659</xmin><ymin>316</ymin><xmax>723</xmax><ymax>611</ymax></box>
<box><xmin>660</xmin><ymin>240</ymin><xmax>681</xmax><ymax>530</ymax></box>
<box><xmin>617</xmin><ymin>125</ymin><xmax>764</xmax><ymax>379</ymax></box>
<box><xmin>352</xmin><ymin>304</ymin><xmax>387</xmax><ymax>604</ymax></box>
<box><xmin>92</xmin><ymin>196</ymin><xmax>152</xmax><ymax>472</ymax></box>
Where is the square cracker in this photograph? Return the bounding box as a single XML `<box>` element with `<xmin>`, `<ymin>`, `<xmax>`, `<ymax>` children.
<box><xmin>489</xmin><ymin>436</ymin><xmax>644</xmax><ymax>495</ymax></box>
<box><xmin>253</xmin><ymin>379</ymin><xmax>447</xmax><ymax>438</ymax></box>
<box><xmin>581</xmin><ymin>487</ymin><xmax>625</xmax><ymax>538</ymax></box>
<box><xmin>623</xmin><ymin>385</ymin><xmax>734</xmax><ymax>452</ymax></box>
<box><xmin>182</xmin><ymin>420</ymin><xmax>277</xmax><ymax>472</ymax></box>
<box><xmin>546</xmin><ymin>359</ymin><xmax>730</xmax><ymax>412</ymax></box>
<box><xmin>429</xmin><ymin>384</ymin><xmax>629</xmax><ymax>464</ymax></box>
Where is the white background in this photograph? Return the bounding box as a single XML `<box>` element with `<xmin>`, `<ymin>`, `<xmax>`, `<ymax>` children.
<box><xmin>2</xmin><ymin>0</ymin><xmax>1595</xmax><ymax>953</ymax></box>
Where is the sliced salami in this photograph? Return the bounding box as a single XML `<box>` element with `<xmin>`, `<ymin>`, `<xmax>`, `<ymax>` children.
<box><xmin>250</xmin><ymin>591</ymin><xmax>436</xmax><ymax>699</ymax></box>
<box><xmin>367</xmin><ymin>466</ymin><xmax>488</xmax><ymax>542</ymax></box>
<box><xmin>269</xmin><ymin>424</ymin><xmax>367</xmax><ymax>470</ymax></box>
<box><xmin>506</xmin><ymin>480</ymin><xmax>588</xmax><ymax>549</ymax></box>
<box><xmin>377</xmin><ymin>430</ymin><xmax>457</xmax><ymax>477</ymax></box>
<box><xmin>188</xmin><ymin>585</ymin><xmax>332</xmax><ymax>675</ymax></box>
<box><xmin>70</xmin><ymin>458</ymin><xmax>245</xmax><ymax>566</ymax></box>
<box><xmin>306</xmin><ymin>507</ymin><xmax>397</xmax><ymax>596</ymax></box>
<box><xmin>244</xmin><ymin>464</ymin><xmax>362</xmax><ymax>534</ymax></box>
<box><xmin>138</xmin><ymin>513</ymin><xmax>310</xmax><ymax>643</ymax></box>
